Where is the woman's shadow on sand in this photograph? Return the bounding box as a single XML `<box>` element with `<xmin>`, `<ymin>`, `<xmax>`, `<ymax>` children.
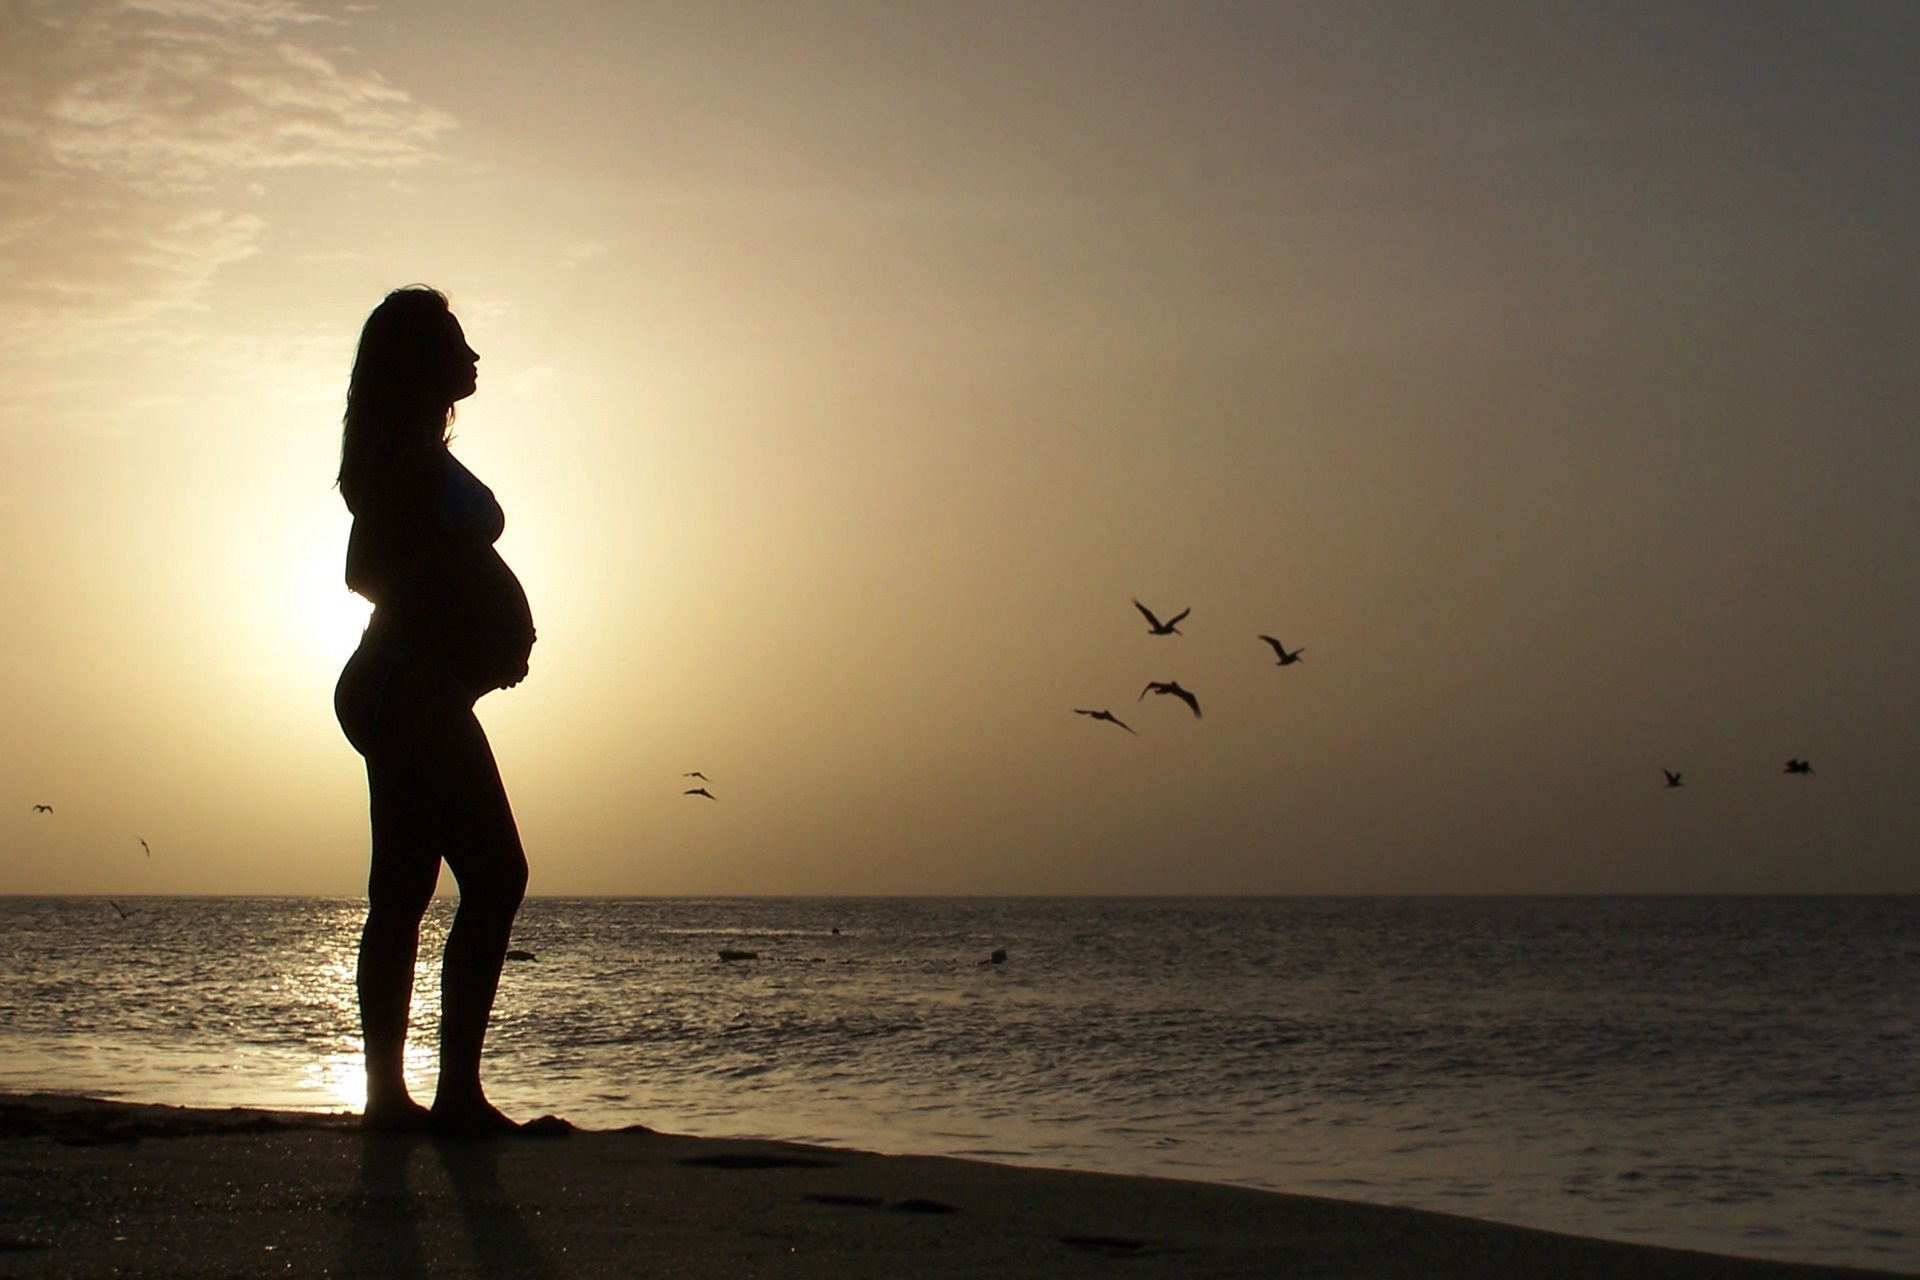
<box><xmin>338</xmin><ymin>1135</ymin><xmax>547</xmax><ymax>1278</ymax></box>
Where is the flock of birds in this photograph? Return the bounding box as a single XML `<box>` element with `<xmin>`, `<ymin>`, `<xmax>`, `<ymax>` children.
<box><xmin>1063</xmin><ymin>597</ymin><xmax>1819</xmax><ymax>793</ymax></box>
<box><xmin>669</xmin><ymin>598</ymin><xmax>1305</xmax><ymax>796</ymax></box>
<box><xmin>1071</xmin><ymin>598</ymin><xmax>1305</xmax><ymax>735</ymax></box>
<box><xmin>662</xmin><ymin>596</ymin><xmax>1817</xmax><ymax>790</ymax></box>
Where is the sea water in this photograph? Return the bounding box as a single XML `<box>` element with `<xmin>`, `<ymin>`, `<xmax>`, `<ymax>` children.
<box><xmin>1</xmin><ymin>895</ymin><xmax>1914</xmax><ymax>1273</ymax></box>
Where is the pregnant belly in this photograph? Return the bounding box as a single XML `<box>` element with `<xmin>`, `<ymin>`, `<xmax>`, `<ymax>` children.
<box><xmin>387</xmin><ymin>544</ymin><xmax>534</xmax><ymax>693</ymax></box>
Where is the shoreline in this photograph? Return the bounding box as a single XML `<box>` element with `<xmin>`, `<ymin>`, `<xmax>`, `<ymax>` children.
<box><xmin>0</xmin><ymin>1093</ymin><xmax>1909</xmax><ymax>1279</ymax></box>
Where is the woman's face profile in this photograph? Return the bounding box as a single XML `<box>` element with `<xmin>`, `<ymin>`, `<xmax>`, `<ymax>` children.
<box><xmin>439</xmin><ymin>313</ymin><xmax>479</xmax><ymax>405</ymax></box>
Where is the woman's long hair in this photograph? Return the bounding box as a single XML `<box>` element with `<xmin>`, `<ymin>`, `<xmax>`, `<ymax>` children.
<box><xmin>338</xmin><ymin>285</ymin><xmax>457</xmax><ymax>513</ymax></box>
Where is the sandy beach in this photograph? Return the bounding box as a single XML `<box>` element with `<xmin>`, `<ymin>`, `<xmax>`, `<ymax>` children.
<box><xmin>0</xmin><ymin>1094</ymin><xmax>1907</xmax><ymax>1279</ymax></box>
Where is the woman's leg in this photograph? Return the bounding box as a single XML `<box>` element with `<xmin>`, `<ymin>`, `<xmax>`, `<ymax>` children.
<box><xmin>341</xmin><ymin>645</ymin><xmax>441</xmax><ymax>1131</ymax></box>
<box><xmin>357</xmin><ymin>742</ymin><xmax>443</xmax><ymax>1130</ymax></box>
<box><xmin>418</xmin><ymin>689</ymin><xmax>528</xmax><ymax>1132</ymax></box>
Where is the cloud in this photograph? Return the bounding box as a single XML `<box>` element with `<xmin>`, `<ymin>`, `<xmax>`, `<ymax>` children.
<box><xmin>41</xmin><ymin>27</ymin><xmax>453</xmax><ymax>192</ymax></box>
<box><xmin>0</xmin><ymin>0</ymin><xmax>454</xmax><ymax>392</ymax></box>
<box><xmin>120</xmin><ymin>0</ymin><xmax>330</xmax><ymax>36</ymax></box>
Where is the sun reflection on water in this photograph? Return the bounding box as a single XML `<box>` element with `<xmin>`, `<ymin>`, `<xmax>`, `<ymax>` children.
<box><xmin>277</xmin><ymin>913</ymin><xmax>446</xmax><ymax>1114</ymax></box>
<box><xmin>299</xmin><ymin>1042</ymin><xmax>438</xmax><ymax>1114</ymax></box>
<box><xmin>302</xmin><ymin>1052</ymin><xmax>365</xmax><ymax>1113</ymax></box>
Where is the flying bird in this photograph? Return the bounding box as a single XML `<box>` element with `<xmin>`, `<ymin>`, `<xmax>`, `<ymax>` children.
<box><xmin>1074</xmin><ymin>708</ymin><xmax>1137</xmax><ymax>734</ymax></box>
<box><xmin>683</xmin><ymin>771</ymin><xmax>708</xmax><ymax>781</ymax></box>
<box><xmin>108</xmin><ymin>900</ymin><xmax>136</xmax><ymax>920</ymax></box>
<box><xmin>1259</xmin><ymin>635</ymin><xmax>1304</xmax><ymax>666</ymax></box>
<box><xmin>684</xmin><ymin>787</ymin><xmax>716</xmax><ymax>800</ymax></box>
<box><xmin>1132</xmin><ymin>599</ymin><xmax>1190</xmax><ymax>636</ymax></box>
<box><xmin>1663</xmin><ymin>769</ymin><xmax>1684</xmax><ymax>788</ymax></box>
<box><xmin>140</xmin><ymin>839</ymin><xmax>151</xmax><ymax>857</ymax></box>
<box><xmin>1140</xmin><ymin>680</ymin><xmax>1202</xmax><ymax>718</ymax></box>
<box><xmin>31</xmin><ymin>804</ymin><xmax>52</xmax><ymax>813</ymax></box>
<box><xmin>1784</xmin><ymin>759</ymin><xmax>1815</xmax><ymax>775</ymax></box>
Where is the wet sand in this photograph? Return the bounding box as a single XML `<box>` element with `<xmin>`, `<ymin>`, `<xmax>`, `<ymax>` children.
<box><xmin>0</xmin><ymin>1093</ymin><xmax>1906</xmax><ymax>1279</ymax></box>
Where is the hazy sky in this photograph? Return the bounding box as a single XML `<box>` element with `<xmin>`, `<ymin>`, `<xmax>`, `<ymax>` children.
<box><xmin>3</xmin><ymin>0</ymin><xmax>1916</xmax><ymax>895</ymax></box>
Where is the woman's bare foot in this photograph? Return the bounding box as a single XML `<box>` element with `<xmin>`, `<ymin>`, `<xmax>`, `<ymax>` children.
<box><xmin>429</xmin><ymin>1096</ymin><xmax>520</xmax><ymax>1137</ymax></box>
<box><xmin>362</xmin><ymin>1097</ymin><xmax>432</xmax><ymax>1134</ymax></box>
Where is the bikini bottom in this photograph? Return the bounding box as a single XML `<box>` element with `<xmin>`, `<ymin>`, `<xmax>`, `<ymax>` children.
<box><xmin>334</xmin><ymin>636</ymin><xmax>477</xmax><ymax>758</ymax></box>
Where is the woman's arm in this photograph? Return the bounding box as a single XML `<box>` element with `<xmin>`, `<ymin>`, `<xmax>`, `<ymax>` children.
<box><xmin>344</xmin><ymin>446</ymin><xmax>445</xmax><ymax>605</ymax></box>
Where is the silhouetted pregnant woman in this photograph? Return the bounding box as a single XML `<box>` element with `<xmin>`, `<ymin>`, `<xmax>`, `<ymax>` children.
<box><xmin>333</xmin><ymin>286</ymin><xmax>538</xmax><ymax>1135</ymax></box>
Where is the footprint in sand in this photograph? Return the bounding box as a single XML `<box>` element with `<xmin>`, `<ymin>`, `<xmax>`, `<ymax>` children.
<box><xmin>804</xmin><ymin>1193</ymin><xmax>959</xmax><ymax>1214</ymax></box>
<box><xmin>886</xmin><ymin>1198</ymin><xmax>959</xmax><ymax>1214</ymax></box>
<box><xmin>1060</xmin><ymin>1234</ymin><xmax>1156</xmax><ymax>1257</ymax></box>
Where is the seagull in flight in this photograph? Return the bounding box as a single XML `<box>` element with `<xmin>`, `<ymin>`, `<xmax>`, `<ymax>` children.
<box><xmin>684</xmin><ymin>787</ymin><xmax>717</xmax><ymax>800</ymax></box>
<box><xmin>1074</xmin><ymin>708</ymin><xmax>1138</xmax><ymax>734</ymax></box>
<box><xmin>1259</xmin><ymin>635</ymin><xmax>1304</xmax><ymax>666</ymax></box>
<box><xmin>683</xmin><ymin>771</ymin><xmax>708</xmax><ymax>781</ymax></box>
<box><xmin>109</xmin><ymin>900</ymin><xmax>138</xmax><ymax>920</ymax></box>
<box><xmin>1133</xmin><ymin>600</ymin><xmax>1189</xmax><ymax>636</ymax></box>
<box><xmin>31</xmin><ymin>804</ymin><xmax>53</xmax><ymax>813</ymax></box>
<box><xmin>1663</xmin><ymin>769</ymin><xmax>1684</xmax><ymax>788</ymax></box>
<box><xmin>1140</xmin><ymin>680</ymin><xmax>1202</xmax><ymax>718</ymax></box>
<box><xmin>1784</xmin><ymin>759</ymin><xmax>1815</xmax><ymax>776</ymax></box>
<box><xmin>140</xmin><ymin>839</ymin><xmax>151</xmax><ymax>857</ymax></box>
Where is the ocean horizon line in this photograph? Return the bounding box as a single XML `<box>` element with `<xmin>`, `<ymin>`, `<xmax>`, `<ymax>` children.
<box><xmin>5</xmin><ymin>890</ymin><xmax>1916</xmax><ymax>901</ymax></box>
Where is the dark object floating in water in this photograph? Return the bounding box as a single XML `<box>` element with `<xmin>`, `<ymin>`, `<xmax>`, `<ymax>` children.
<box><xmin>680</xmin><ymin>1152</ymin><xmax>839</xmax><ymax>1170</ymax></box>
<box><xmin>718</xmin><ymin>949</ymin><xmax>758</xmax><ymax>962</ymax></box>
<box><xmin>1061</xmin><ymin>1234</ymin><xmax>1152</xmax><ymax>1256</ymax></box>
<box><xmin>806</xmin><ymin>1193</ymin><xmax>885</xmax><ymax>1208</ymax></box>
<box><xmin>1785</xmin><ymin>758</ymin><xmax>1815</xmax><ymax>775</ymax></box>
<box><xmin>979</xmin><ymin>948</ymin><xmax>1008</xmax><ymax>965</ymax></box>
<box><xmin>888</xmin><ymin>1198</ymin><xmax>959</xmax><ymax>1215</ymax></box>
<box><xmin>505</xmin><ymin>949</ymin><xmax>537</xmax><ymax>961</ymax></box>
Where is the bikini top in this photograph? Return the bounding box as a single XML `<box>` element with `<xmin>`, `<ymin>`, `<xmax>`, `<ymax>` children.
<box><xmin>441</xmin><ymin>452</ymin><xmax>505</xmax><ymax>543</ymax></box>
